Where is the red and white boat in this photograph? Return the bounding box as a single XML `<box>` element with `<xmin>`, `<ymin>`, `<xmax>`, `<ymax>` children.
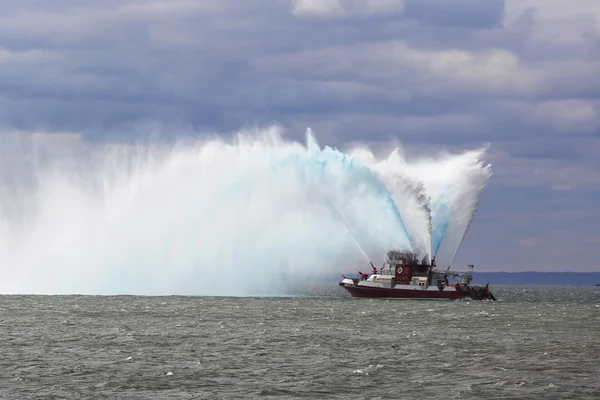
<box><xmin>339</xmin><ymin>250</ymin><xmax>495</xmax><ymax>300</ymax></box>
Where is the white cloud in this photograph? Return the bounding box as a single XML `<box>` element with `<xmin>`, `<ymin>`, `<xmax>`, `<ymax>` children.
<box><xmin>254</xmin><ymin>41</ymin><xmax>543</xmax><ymax>96</ymax></box>
<box><xmin>397</xmin><ymin>114</ymin><xmax>486</xmax><ymax>133</ymax></box>
<box><xmin>119</xmin><ymin>0</ymin><xmax>223</xmax><ymax>16</ymax></box>
<box><xmin>518</xmin><ymin>238</ymin><xmax>539</xmax><ymax>247</ymax></box>
<box><xmin>0</xmin><ymin>130</ymin><xmax>81</xmax><ymax>141</ymax></box>
<box><xmin>535</xmin><ymin>100</ymin><xmax>598</xmax><ymax>133</ymax></box>
<box><xmin>487</xmin><ymin>144</ymin><xmax>600</xmax><ymax>190</ymax></box>
<box><xmin>292</xmin><ymin>0</ymin><xmax>404</xmax><ymax>18</ymax></box>
<box><xmin>505</xmin><ymin>0</ymin><xmax>600</xmax><ymax>46</ymax></box>
<box><xmin>292</xmin><ymin>0</ymin><xmax>344</xmax><ymax>17</ymax></box>
<box><xmin>391</xmin><ymin>45</ymin><xmax>543</xmax><ymax>95</ymax></box>
<box><xmin>28</xmin><ymin>132</ymin><xmax>82</xmax><ymax>141</ymax></box>
<box><xmin>365</xmin><ymin>0</ymin><xmax>405</xmax><ymax>14</ymax></box>
<box><xmin>0</xmin><ymin>49</ymin><xmax>59</xmax><ymax>64</ymax></box>
<box><xmin>486</xmin><ymin>99</ymin><xmax>599</xmax><ymax>134</ymax></box>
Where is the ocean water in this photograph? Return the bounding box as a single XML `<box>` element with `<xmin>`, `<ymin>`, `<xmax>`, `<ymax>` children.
<box><xmin>1</xmin><ymin>285</ymin><xmax>599</xmax><ymax>399</ymax></box>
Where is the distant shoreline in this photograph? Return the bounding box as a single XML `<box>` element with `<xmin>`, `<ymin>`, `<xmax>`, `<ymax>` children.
<box><xmin>470</xmin><ymin>271</ymin><xmax>600</xmax><ymax>286</ymax></box>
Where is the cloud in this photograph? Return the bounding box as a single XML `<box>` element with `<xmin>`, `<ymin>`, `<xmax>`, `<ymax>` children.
<box><xmin>292</xmin><ymin>0</ymin><xmax>405</xmax><ymax>18</ymax></box>
<box><xmin>535</xmin><ymin>100</ymin><xmax>598</xmax><ymax>133</ymax></box>
<box><xmin>0</xmin><ymin>48</ymin><xmax>59</xmax><ymax>63</ymax></box>
<box><xmin>486</xmin><ymin>143</ymin><xmax>600</xmax><ymax>190</ymax></box>
<box><xmin>292</xmin><ymin>0</ymin><xmax>344</xmax><ymax>17</ymax></box>
<box><xmin>0</xmin><ymin>0</ymin><xmax>599</xmax><ymax>274</ymax></box>
<box><xmin>477</xmin><ymin>99</ymin><xmax>600</xmax><ymax>136</ymax></box>
<box><xmin>405</xmin><ymin>0</ymin><xmax>505</xmax><ymax>29</ymax></box>
<box><xmin>394</xmin><ymin>46</ymin><xmax>543</xmax><ymax>95</ymax></box>
<box><xmin>504</xmin><ymin>0</ymin><xmax>600</xmax><ymax>46</ymax></box>
<box><xmin>518</xmin><ymin>238</ymin><xmax>539</xmax><ymax>247</ymax></box>
<box><xmin>28</xmin><ymin>132</ymin><xmax>82</xmax><ymax>141</ymax></box>
<box><xmin>252</xmin><ymin>41</ymin><xmax>544</xmax><ymax>99</ymax></box>
<box><xmin>120</xmin><ymin>0</ymin><xmax>223</xmax><ymax>15</ymax></box>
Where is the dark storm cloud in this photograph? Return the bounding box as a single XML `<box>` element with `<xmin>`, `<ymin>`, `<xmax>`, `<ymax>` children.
<box><xmin>1</xmin><ymin>0</ymin><xmax>599</xmax><ymax>271</ymax></box>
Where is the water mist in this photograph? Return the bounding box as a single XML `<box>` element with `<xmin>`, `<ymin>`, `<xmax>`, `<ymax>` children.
<box><xmin>0</xmin><ymin>126</ymin><xmax>491</xmax><ymax>295</ymax></box>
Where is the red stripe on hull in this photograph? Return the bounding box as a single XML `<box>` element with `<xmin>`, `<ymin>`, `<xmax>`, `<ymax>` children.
<box><xmin>341</xmin><ymin>284</ymin><xmax>462</xmax><ymax>300</ymax></box>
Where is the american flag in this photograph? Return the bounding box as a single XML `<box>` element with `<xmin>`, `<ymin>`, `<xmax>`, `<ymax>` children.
<box><xmin>467</xmin><ymin>264</ymin><xmax>474</xmax><ymax>270</ymax></box>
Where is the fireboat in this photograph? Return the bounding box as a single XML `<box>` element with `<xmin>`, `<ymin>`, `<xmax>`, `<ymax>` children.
<box><xmin>339</xmin><ymin>250</ymin><xmax>496</xmax><ymax>300</ymax></box>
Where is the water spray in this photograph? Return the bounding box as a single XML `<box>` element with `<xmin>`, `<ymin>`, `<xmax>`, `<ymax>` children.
<box><xmin>324</xmin><ymin>199</ymin><xmax>375</xmax><ymax>270</ymax></box>
<box><xmin>0</xmin><ymin>127</ymin><xmax>491</xmax><ymax>295</ymax></box>
<box><xmin>447</xmin><ymin>185</ymin><xmax>486</xmax><ymax>269</ymax></box>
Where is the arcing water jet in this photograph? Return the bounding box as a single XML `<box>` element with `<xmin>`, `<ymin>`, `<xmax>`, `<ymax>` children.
<box><xmin>0</xmin><ymin>126</ymin><xmax>491</xmax><ymax>295</ymax></box>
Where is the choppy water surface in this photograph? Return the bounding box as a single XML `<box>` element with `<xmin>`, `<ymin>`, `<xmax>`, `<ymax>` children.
<box><xmin>1</xmin><ymin>285</ymin><xmax>599</xmax><ymax>399</ymax></box>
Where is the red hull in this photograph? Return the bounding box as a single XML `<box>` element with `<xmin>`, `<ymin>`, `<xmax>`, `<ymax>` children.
<box><xmin>340</xmin><ymin>283</ymin><xmax>462</xmax><ymax>300</ymax></box>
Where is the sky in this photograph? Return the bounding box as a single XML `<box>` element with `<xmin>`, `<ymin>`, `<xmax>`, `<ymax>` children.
<box><xmin>0</xmin><ymin>0</ymin><xmax>599</xmax><ymax>272</ymax></box>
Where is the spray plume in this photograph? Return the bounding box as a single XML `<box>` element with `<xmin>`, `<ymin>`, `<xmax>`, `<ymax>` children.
<box><xmin>0</xmin><ymin>126</ymin><xmax>491</xmax><ymax>295</ymax></box>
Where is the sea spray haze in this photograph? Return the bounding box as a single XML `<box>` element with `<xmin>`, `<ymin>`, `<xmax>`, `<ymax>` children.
<box><xmin>0</xmin><ymin>126</ymin><xmax>491</xmax><ymax>295</ymax></box>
